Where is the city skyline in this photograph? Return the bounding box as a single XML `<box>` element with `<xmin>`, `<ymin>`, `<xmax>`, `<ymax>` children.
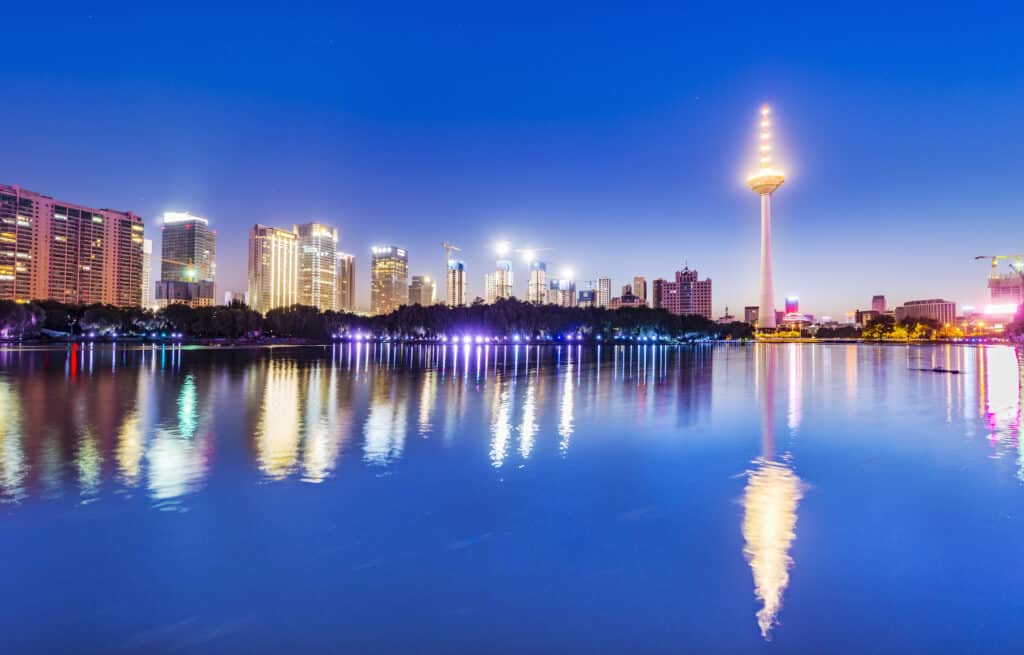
<box><xmin>2</xmin><ymin>6</ymin><xmax>1022</xmax><ymax>316</ymax></box>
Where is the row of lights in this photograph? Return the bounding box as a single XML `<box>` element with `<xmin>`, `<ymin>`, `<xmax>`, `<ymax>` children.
<box><xmin>330</xmin><ymin>333</ymin><xmax>672</xmax><ymax>343</ymax></box>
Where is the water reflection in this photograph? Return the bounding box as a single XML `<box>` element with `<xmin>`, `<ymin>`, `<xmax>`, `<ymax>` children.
<box><xmin>743</xmin><ymin>345</ymin><xmax>803</xmax><ymax>640</ymax></box>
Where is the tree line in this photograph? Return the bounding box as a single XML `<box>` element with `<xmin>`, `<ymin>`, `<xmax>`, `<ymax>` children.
<box><xmin>0</xmin><ymin>298</ymin><xmax>754</xmax><ymax>341</ymax></box>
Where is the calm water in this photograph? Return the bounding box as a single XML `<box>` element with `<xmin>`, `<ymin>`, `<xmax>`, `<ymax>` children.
<box><xmin>1</xmin><ymin>343</ymin><xmax>1023</xmax><ymax>653</ymax></box>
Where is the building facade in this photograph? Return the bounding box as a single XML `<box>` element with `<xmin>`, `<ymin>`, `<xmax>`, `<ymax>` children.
<box><xmin>894</xmin><ymin>299</ymin><xmax>956</xmax><ymax>325</ymax></box>
<box><xmin>744</xmin><ymin>306</ymin><xmax>760</xmax><ymax>325</ymax></box>
<box><xmin>295</xmin><ymin>222</ymin><xmax>338</xmax><ymax>311</ymax></box>
<box><xmin>657</xmin><ymin>266</ymin><xmax>712</xmax><ymax>319</ymax></box>
<box><xmin>633</xmin><ymin>276</ymin><xmax>647</xmax><ymax>304</ymax></box>
<box><xmin>527</xmin><ymin>260</ymin><xmax>547</xmax><ymax>304</ymax></box>
<box><xmin>335</xmin><ymin>252</ymin><xmax>356</xmax><ymax>312</ymax></box>
<box><xmin>370</xmin><ymin>246</ymin><xmax>409</xmax><ymax>315</ymax></box>
<box><xmin>0</xmin><ymin>184</ymin><xmax>144</xmax><ymax>306</ymax></box>
<box><xmin>546</xmin><ymin>278</ymin><xmax>576</xmax><ymax>307</ymax></box>
<box><xmin>610</xmin><ymin>292</ymin><xmax>646</xmax><ymax>309</ymax></box>
<box><xmin>248</xmin><ymin>225</ymin><xmax>299</xmax><ymax>313</ymax></box>
<box><xmin>158</xmin><ymin>211</ymin><xmax>216</xmax><ymax>307</ymax></box>
<box><xmin>871</xmin><ymin>295</ymin><xmax>887</xmax><ymax>312</ymax></box>
<box><xmin>652</xmin><ymin>278</ymin><xmax>666</xmax><ymax>310</ymax></box>
<box><xmin>596</xmin><ymin>276</ymin><xmax>612</xmax><ymax>308</ymax></box>
<box><xmin>446</xmin><ymin>259</ymin><xmax>467</xmax><ymax>307</ymax></box>
<box><xmin>485</xmin><ymin>260</ymin><xmax>514</xmax><ymax>303</ymax></box>
<box><xmin>141</xmin><ymin>238</ymin><xmax>154</xmax><ymax>307</ymax></box>
<box><xmin>408</xmin><ymin>275</ymin><xmax>436</xmax><ymax>306</ymax></box>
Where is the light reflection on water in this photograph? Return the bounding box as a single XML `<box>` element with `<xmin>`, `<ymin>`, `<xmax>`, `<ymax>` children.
<box><xmin>0</xmin><ymin>342</ymin><xmax>1023</xmax><ymax>646</ymax></box>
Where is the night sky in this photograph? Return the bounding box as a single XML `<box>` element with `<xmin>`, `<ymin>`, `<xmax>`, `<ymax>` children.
<box><xmin>2</xmin><ymin>3</ymin><xmax>1022</xmax><ymax>316</ymax></box>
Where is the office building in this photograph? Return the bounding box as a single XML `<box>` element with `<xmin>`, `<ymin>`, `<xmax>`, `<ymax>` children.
<box><xmin>295</xmin><ymin>222</ymin><xmax>338</xmax><ymax>311</ymax></box>
<box><xmin>894</xmin><ymin>299</ymin><xmax>956</xmax><ymax>325</ymax></box>
<box><xmin>485</xmin><ymin>260</ymin><xmax>514</xmax><ymax>303</ymax></box>
<box><xmin>745</xmin><ymin>306</ymin><xmax>760</xmax><ymax>325</ymax></box>
<box><xmin>785</xmin><ymin>296</ymin><xmax>799</xmax><ymax>314</ymax></box>
<box><xmin>547</xmin><ymin>278</ymin><xmax>576</xmax><ymax>307</ymax></box>
<box><xmin>577</xmin><ymin>289</ymin><xmax>597</xmax><ymax>308</ymax></box>
<box><xmin>141</xmin><ymin>239</ymin><xmax>154</xmax><ymax>307</ymax></box>
<box><xmin>658</xmin><ymin>266</ymin><xmax>712</xmax><ymax>319</ymax></box>
<box><xmin>871</xmin><ymin>295</ymin><xmax>886</xmax><ymax>313</ymax></box>
<box><xmin>855</xmin><ymin>309</ymin><xmax>880</xmax><ymax>327</ymax></box>
<box><xmin>527</xmin><ymin>260</ymin><xmax>547</xmax><ymax>304</ymax></box>
<box><xmin>652</xmin><ymin>278</ymin><xmax>666</xmax><ymax>310</ymax></box>
<box><xmin>158</xmin><ymin>211</ymin><xmax>216</xmax><ymax>307</ymax></box>
<box><xmin>610</xmin><ymin>292</ymin><xmax>646</xmax><ymax>309</ymax></box>
<box><xmin>408</xmin><ymin>275</ymin><xmax>436</xmax><ymax>306</ymax></box>
<box><xmin>597</xmin><ymin>276</ymin><xmax>612</xmax><ymax>307</ymax></box>
<box><xmin>370</xmin><ymin>245</ymin><xmax>409</xmax><ymax>315</ymax></box>
<box><xmin>248</xmin><ymin>225</ymin><xmax>299</xmax><ymax>313</ymax></box>
<box><xmin>0</xmin><ymin>183</ymin><xmax>144</xmax><ymax>306</ymax></box>
<box><xmin>335</xmin><ymin>252</ymin><xmax>356</xmax><ymax>312</ymax></box>
<box><xmin>446</xmin><ymin>259</ymin><xmax>467</xmax><ymax>307</ymax></box>
<box><xmin>633</xmin><ymin>276</ymin><xmax>647</xmax><ymax>304</ymax></box>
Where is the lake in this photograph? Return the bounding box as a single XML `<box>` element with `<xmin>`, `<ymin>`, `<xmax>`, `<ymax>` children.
<box><xmin>1</xmin><ymin>342</ymin><xmax>1022</xmax><ymax>653</ymax></box>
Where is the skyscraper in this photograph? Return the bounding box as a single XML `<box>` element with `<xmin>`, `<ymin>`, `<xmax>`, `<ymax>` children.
<box><xmin>248</xmin><ymin>225</ymin><xmax>298</xmax><ymax>313</ymax></box>
<box><xmin>652</xmin><ymin>278</ymin><xmax>666</xmax><ymax>309</ymax></box>
<box><xmin>408</xmin><ymin>275</ymin><xmax>436</xmax><ymax>306</ymax></box>
<box><xmin>746</xmin><ymin>104</ymin><xmax>785</xmax><ymax>329</ymax></box>
<box><xmin>335</xmin><ymin>252</ymin><xmax>355</xmax><ymax>312</ymax></box>
<box><xmin>0</xmin><ymin>183</ymin><xmax>144</xmax><ymax>306</ymax></box>
<box><xmin>370</xmin><ymin>245</ymin><xmax>408</xmax><ymax>315</ymax></box>
<box><xmin>141</xmin><ymin>238</ymin><xmax>154</xmax><ymax>307</ymax></box>
<box><xmin>597</xmin><ymin>276</ymin><xmax>612</xmax><ymax>308</ymax></box>
<box><xmin>658</xmin><ymin>266</ymin><xmax>713</xmax><ymax>319</ymax></box>
<box><xmin>527</xmin><ymin>260</ymin><xmax>547</xmax><ymax>304</ymax></box>
<box><xmin>633</xmin><ymin>276</ymin><xmax>647</xmax><ymax>304</ymax></box>
<box><xmin>485</xmin><ymin>260</ymin><xmax>514</xmax><ymax>303</ymax></box>
<box><xmin>871</xmin><ymin>295</ymin><xmax>886</xmax><ymax>312</ymax></box>
<box><xmin>294</xmin><ymin>222</ymin><xmax>338</xmax><ymax>311</ymax></box>
<box><xmin>446</xmin><ymin>259</ymin><xmax>467</xmax><ymax>307</ymax></box>
<box><xmin>158</xmin><ymin>211</ymin><xmax>216</xmax><ymax>307</ymax></box>
<box><xmin>547</xmin><ymin>278</ymin><xmax>576</xmax><ymax>307</ymax></box>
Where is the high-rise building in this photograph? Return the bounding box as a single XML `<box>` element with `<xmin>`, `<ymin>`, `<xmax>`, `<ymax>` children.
<box><xmin>408</xmin><ymin>275</ymin><xmax>436</xmax><ymax>306</ymax></box>
<box><xmin>0</xmin><ymin>183</ymin><xmax>144</xmax><ymax>306</ymax></box>
<box><xmin>652</xmin><ymin>278</ymin><xmax>666</xmax><ymax>309</ymax></box>
<box><xmin>746</xmin><ymin>104</ymin><xmax>785</xmax><ymax>329</ymax></box>
<box><xmin>785</xmin><ymin>296</ymin><xmax>799</xmax><ymax>314</ymax></box>
<box><xmin>621</xmin><ymin>283</ymin><xmax>633</xmax><ymax>297</ymax></box>
<box><xmin>658</xmin><ymin>266</ymin><xmax>713</xmax><ymax>319</ymax></box>
<box><xmin>248</xmin><ymin>225</ymin><xmax>299</xmax><ymax>313</ymax></box>
<box><xmin>871</xmin><ymin>295</ymin><xmax>886</xmax><ymax>313</ymax></box>
<box><xmin>335</xmin><ymin>252</ymin><xmax>355</xmax><ymax>312</ymax></box>
<box><xmin>141</xmin><ymin>239</ymin><xmax>154</xmax><ymax>307</ymax></box>
<box><xmin>577</xmin><ymin>289</ymin><xmax>597</xmax><ymax>308</ymax></box>
<box><xmin>633</xmin><ymin>276</ymin><xmax>647</xmax><ymax>304</ymax></box>
<box><xmin>744</xmin><ymin>306</ymin><xmax>760</xmax><ymax>325</ymax></box>
<box><xmin>597</xmin><ymin>276</ymin><xmax>612</xmax><ymax>308</ymax></box>
<box><xmin>294</xmin><ymin>222</ymin><xmax>338</xmax><ymax>311</ymax></box>
<box><xmin>527</xmin><ymin>261</ymin><xmax>547</xmax><ymax>303</ymax></box>
<box><xmin>157</xmin><ymin>211</ymin><xmax>216</xmax><ymax>307</ymax></box>
<box><xmin>485</xmin><ymin>260</ymin><xmax>514</xmax><ymax>304</ymax></box>
<box><xmin>894</xmin><ymin>299</ymin><xmax>956</xmax><ymax>325</ymax></box>
<box><xmin>547</xmin><ymin>278</ymin><xmax>576</xmax><ymax>307</ymax></box>
<box><xmin>445</xmin><ymin>259</ymin><xmax>467</xmax><ymax>307</ymax></box>
<box><xmin>370</xmin><ymin>245</ymin><xmax>409</xmax><ymax>315</ymax></box>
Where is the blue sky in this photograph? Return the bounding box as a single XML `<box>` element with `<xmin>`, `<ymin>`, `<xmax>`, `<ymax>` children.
<box><xmin>2</xmin><ymin>2</ymin><xmax>1022</xmax><ymax>315</ymax></box>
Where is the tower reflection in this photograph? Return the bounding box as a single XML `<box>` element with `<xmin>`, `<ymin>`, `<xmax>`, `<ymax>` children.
<box><xmin>742</xmin><ymin>345</ymin><xmax>803</xmax><ymax>640</ymax></box>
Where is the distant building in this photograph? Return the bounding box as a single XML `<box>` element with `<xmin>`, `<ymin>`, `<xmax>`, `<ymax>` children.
<box><xmin>335</xmin><ymin>252</ymin><xmax>355</xmax><ymax>312</ymax></box>
<box><xmin>156</xmin><ymin>280</ymin><xmax>215</xmax><ymax>308</ymax></box>
<box><xmin>158</xmin><ymin>211</ymin><xmax>216</xmax><ymax>308</ymax></box>
<box><xmin>547</xmin><ymin>278</ymin><xmax>576</xmax><ymax>307</ymax></box>
<box><xmin>527</xmin><ymin>260</ymin><xmax>547</xmax><ymax>303</ymax></box>
<box><xmin>657</xmin><ymin>266</ymin><xmax>712</xmax><ymax>319</ymax></box>
<box><xmin>855</xmin><ymin>309</ymin><xmax>880</xmax><ymax>327</ymax></box>
<box><xmin>744</xmin><ymin>306</ymin><xmax>759</xmax><ymax>325</ymax></box>
<box><xmin>0</xmin><ymin>184</ymin><xmax>145</xmax><ymax>306</ymax></box>
<box><xmin>223</xmin><ymin>289</ymin><xmax>247</xmax><ymax>305</ymax></box>
<box><xmin>610</xmin><ymin>293</ymin><xmax>646</xmax><ymax>309</ymax></box>
<box><xmin>485</xmin><ymin>260</ymin><xmax>514</xmax><ymax>303</ymax></box>
<box><xmin>577</xmin><ymin>288</ymin><xmax>597</xmax><ymax>308</ymax></box>
<box><xmin>294</xmin><ymin>222</ymin><xmax>338</xmax><ymax>311</ymax></box>
<box><xmin>446</xmin><ymin>259</ymin><xmax>467</xmax><ymax>307</ymax></box>
<box><xmin>717</xmin><ymin>307</ymin><xmax>737</xmax><ymax>324</ymax></box>
<box><xmin>894</xmin><ymin>299</ymin><xmax>956</xmax><ymax>325</ymax></box>
<box><xmin>785</xmin><ymin>296</ymin><xmax>799</xmax><ymax>314</ymax></box>
<box><xmin>408</xmin><ymin>275</ymin><xmax>436</xmax><ymax>306</ymax></box>
<box><xmin>621</xmin><ymin>283</ymin><xmax>633</xmax><ymax>297</ymax></box>
<box><xmin>248</xmin><ymin>225</ymin><xmax>298</xmax><ymax>313</ymax></box>
<box><xmin>370</xmin><ymin>246</ymin><xmax>409</xmax><ymax>315</ymax></box>
<box><xmin>597</xmin><ymin>276</ymin><xmax>612</xmax><ymax>307</ymax></box>
<box><xmin>652</xmin><ymin>278</ymin><xmax>666</xmax><ymax>310</ymax></box>
<box><xmin>141</xmin><ymin>239</ymin><xmax>154</xmax><ymax>307</ymax></box>
<box><xmin>633</xmin><ymin>276</ymin><xmax>647</xmax><ymax>304</ymax></box>
<box><xmin>871</xmin><ymin>295</ymin><xmax>886</xmax><ymax>312</ymax></box>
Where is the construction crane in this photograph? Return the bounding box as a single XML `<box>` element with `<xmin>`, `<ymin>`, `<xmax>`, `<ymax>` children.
<box><xmin>441</xmin><ymin>241</ymin><xmax>462</xmax><ymax>266</ymax></box>
<box><xmin>974</xmin><ymin>255</ymin><xmax>1024</xmax><ymax>313</ymax></box>
<box><xmin>974</xmin><ymin>255</ymin><xmax>1024</xmax><ymax>274</ymax></box>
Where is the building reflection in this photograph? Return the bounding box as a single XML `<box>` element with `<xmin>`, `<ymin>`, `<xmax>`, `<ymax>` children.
<box><xmin>363</xmin><ymin>370</ymin><xmax>409</xmax><ymax>466</ymax></box>
<box><xmin>742</xmin><ymin>345</ymin><xmax>803</xmax><ymax>640</ymax></box>
<box><xmin>254</xmin><ymin>359</ymin><xmax>302</xmax><ymax>479</ymax></box>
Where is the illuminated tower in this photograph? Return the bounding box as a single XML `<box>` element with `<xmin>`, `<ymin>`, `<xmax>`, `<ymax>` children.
<box><xmin>746</xmin><ymin>104</ymin><xmax>785</xmax><ymax>330</ymax></box>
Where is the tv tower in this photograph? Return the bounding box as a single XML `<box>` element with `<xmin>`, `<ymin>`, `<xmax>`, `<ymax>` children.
<box><xmin>747</xmin><ymin>104</ymin><xmax>785</xmax><ymax>330</ymax></box>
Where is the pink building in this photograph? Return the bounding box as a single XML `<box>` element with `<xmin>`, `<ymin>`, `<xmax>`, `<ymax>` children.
<box><xmin>0</xmin><ymin>184</ymin><xmax>144</xmax><ymax>306</ymax></box>
<box><xmin>653</xmin><ymin>266</ymin><xmax>712</xmax><ymax>319</ymax></box>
